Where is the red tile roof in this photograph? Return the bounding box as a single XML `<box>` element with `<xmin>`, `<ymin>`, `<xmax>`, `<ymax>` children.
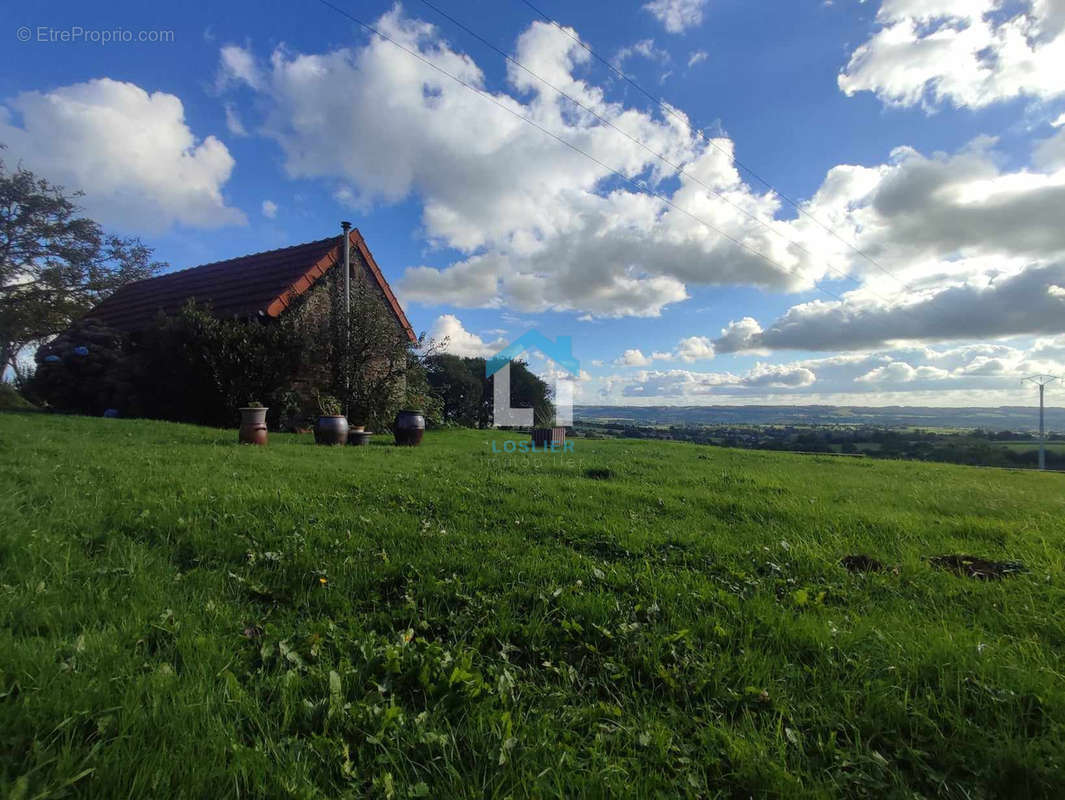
<box><xmin>86</xmin><ymin>229</ymin><xmax>416</xmax><ymax>341</ymax></box>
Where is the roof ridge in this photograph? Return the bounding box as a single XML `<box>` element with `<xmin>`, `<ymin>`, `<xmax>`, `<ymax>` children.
<box><xmin>133</xmin><ymin>234</ymin><xmax>343</xmax><ymax>285</ymax></box>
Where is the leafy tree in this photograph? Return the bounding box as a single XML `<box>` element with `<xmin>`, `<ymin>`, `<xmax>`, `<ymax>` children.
<box><xmin>505</xmin><ymin>359</ymin><xmax>555</xmax><ymax>428</ymax></box>
<box><xmin>327</xmin><ymin>272</ymin><xmax>440</xmax><ymax>431</ymax></box>
<box><xmin>426</xmin><ymin>354</ymin><xmax>487</xmax><ymax>427</ymax></box>
<box><xmin>425</xmin><ymin>354</ymin><xmax>555</xmax><ymax>428</ymax></box>
<box><xmin>0</xmin><ymin>154</ymin><xmax>163</xmax><ymax>379</ymax></box>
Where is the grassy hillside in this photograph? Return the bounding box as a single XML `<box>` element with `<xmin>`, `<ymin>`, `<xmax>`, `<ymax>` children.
<box><xmin>2</xmin><ymin>413</ymin><xmax>1064</xmax><ymax>798</ymax></box>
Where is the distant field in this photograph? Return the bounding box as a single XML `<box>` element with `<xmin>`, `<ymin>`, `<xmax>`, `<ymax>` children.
<box><xmin>2</xmin><ymin>413</ymin><xmax>1065</xmax><ymax>798</ymax></box>
<box><xmin>998</xmin><ymin>441</ymin><xmax>1065</xmax><ymax>453</ymax></box>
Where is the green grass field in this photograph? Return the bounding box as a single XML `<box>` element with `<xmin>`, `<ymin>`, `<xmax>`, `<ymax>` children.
<box><xmin>2</xmin><ymin>412</ymin><xmax>1064</xmax><ymax>798</ymax></box>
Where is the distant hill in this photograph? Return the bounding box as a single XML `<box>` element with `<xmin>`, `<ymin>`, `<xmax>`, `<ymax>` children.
<box><xmin>574</xmin><ymin>405</ymin><xmax>1065</xmax><ymax>432</ymax></box>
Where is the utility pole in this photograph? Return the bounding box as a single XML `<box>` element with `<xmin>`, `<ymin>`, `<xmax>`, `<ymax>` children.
<box><xmin>1022</xmin><ymin>374</ymin><xmax>1059</xmax><ymax>470</ymax></box>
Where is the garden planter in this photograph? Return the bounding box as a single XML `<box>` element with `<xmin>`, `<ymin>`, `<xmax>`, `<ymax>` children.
<box><xmin>348</xmin><ymin>430</ymin><xmax>373</xmax><ymax>446</ymax></box>
<box><xmin>239</xmin><ymin>406</ymin><xmax>268</xmax><ymax>445</ymax></box>
<box><xmin>394</xmin><ymin>409</ymin><xmax>425</xmax><ymax>446</ymax></box>
<box><xmin>315</xmin><ymin>415</ymin><xmax>349</xmax><ymax>445</ymax></box>
<box><xmin>531</xmin><ymin>427</ymin><xmax>566</xmax><ymax>450</ymax></box>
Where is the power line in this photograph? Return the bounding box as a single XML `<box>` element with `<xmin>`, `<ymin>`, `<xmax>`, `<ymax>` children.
<box><xmin>514</xmin><ymin>0</ymin><xmax>914</xmax><ymax>294</ymax></box>
<box><xmin>312</xmin><ymin>0</ymin><xmax>849</xmax><ymax>305</ymax></box>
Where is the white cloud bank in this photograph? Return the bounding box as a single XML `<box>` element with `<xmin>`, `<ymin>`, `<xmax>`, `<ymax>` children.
<box><xmin>839</xmin><ymin>0</ymin><xmax>1065</xmax><ymax>110</ymax></box>
<box><xmin>217</xmin><ymin>8</ymin><xmax>825</xmax><ymax>319</ymax></box>
<box><xmin>0</xmin><ymin>78</ymin><xmax>244</xmax><ymax>232</ymax></box>
<box><xmin>593</xmin><ymin>337</ymin><xmax>1065</xmax><ymax>404</ymax></box>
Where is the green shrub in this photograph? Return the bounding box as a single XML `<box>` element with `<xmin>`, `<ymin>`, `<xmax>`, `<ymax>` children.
<box><xmin>30</xmin><ymin>319</ymin><xmax>131</xmax><ymax>415</ymax></box>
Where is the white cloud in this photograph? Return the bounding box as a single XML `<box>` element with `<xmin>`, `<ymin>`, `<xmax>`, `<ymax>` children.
<box><xmin>612</xmin><ymin>39</ymin><xmax>670</xmax><ymax>70</ymax></box>
<box><xmin>743</xmin><ymin>363</ymin><xmax>817</xmax><ymax>388</ymax></box>
<box><xmin>224</xmin><ymin>103</ymin><xmax>248</xmax><ymax>136</ymax></box>
<box><xmin>687</xmin><ymin>50</ymin><xmax>708</xmax><ymax>68</ymax></box>
<box><xmin>715</xmin><ymin>262</ymin><xmax>1065</xmax><ymax>353</ymax></box>
<box><xmin>218</xmin><ymin>44</ymin><xmax>264</xmax><ymax>90</ymax></box>
<box><xmin>705</xmin><ymin>132</ymin><xmax>1065</xmax><ymax>353</ymax></box>
<box><xmin>1034</xmin><ymin>126</ymin><xmax>1065</xmax><ymax>170</ymax></box>
<box><xmin>839</xmin><ymin>0</ymin><xmax>1065</xmax><ymax>110</ymax></box>
<box><xmin>261</xmin><ymin>200</ymin><xmax>278</xmax><ymax>218</ymax></box>
<box><xmin>643</xmin><ymin>0</ymin><xmax>710</xmax><ymax>33</ymax></box>
<box><xmin>855</xmin><ymin>361</ymin><xmax>950</xmax><ymax>383</ymax></box>
<box><xmin>714</xmin><ymin>317</ymin><xmax>766</xmax><ymax>354</ymax></box>
<box><xmin>0</xmin><ymin>78</ymin><xmax>244</xmax><ymax>233</ymax></box>
<box><xmin>615</xmin><ymin>348</ymin><xmax>653</xmax><ymax>366</ymax></box>
<box><xmin>651</xmin><ymin>335</ymin><xmax>715</xmax><ymax>362</ymax></box>
<box><xmin>427</xmin><ymin>314</ymin><xmax>507</xmax><ymax>357</ymax></box>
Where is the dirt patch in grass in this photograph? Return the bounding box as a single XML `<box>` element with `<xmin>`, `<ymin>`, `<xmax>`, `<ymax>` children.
<box><xmin>840</xmin><ymin>554</ymin><xmax>885</xmax><ymax>573</ymax></box>
<box><xmin>929</xmin><ymin>554</ymin><xmax>1027</xmax><ymax>580</ymax></box>
<box><xmin>584</xmin><ymin>467</ymin><xmax>614</xmax><ymax>480</ymax></box>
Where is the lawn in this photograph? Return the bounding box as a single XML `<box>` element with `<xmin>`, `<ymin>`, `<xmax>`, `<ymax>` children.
<box><xmin>2</xmin><ymin>412</ymin><xmax>1064</xmax><ymax>798</ymax></box>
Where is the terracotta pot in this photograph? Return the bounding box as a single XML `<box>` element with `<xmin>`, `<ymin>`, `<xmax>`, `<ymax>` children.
<box><xmin>394</xmin><ymin>409</ymin><xmax>426</xmax><ymax>446</ymax></box>
<box><xmin>348</xmin><ymin>430</ymin><xmax>373</xmax><ymax>446</ymax></box>
<box><xmin>531</xmin><ymin>427</ymin><xmax>566</xmax><ymax>450</ymax></box>
<box><xmin>350</xmin><ymin>424</ymin><xmax>366</xmax><ymax>433</ymax></box>
<box><xmin>239</xmin><ymin>407</ymin><xmax>269</xmax><ymax>445</ymax></box>
<box><xmin>315</xmin><ymin>415</ymin><xmax>349</xmax><ymax>445</ymax></box>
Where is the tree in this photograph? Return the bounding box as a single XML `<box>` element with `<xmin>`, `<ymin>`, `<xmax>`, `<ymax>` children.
<box><xmin>425</xmin><ymin>354</ymin><xmax>487</xmax><ymax>426</ymax></box>
<box><xmin>0</xmin><ymin>154</ymin><xmax>163</xmax><ymax>379</ymax></box>
<box><xmin>504</xmin><ymin>359</ymin><xmax>555</xmax><ymax>428</ymax></box>
<box><xmin>425</xmin><ymin>354</ymin><xmax>555</xmax><ymax>428</ymax></box>
<box><xmin>328</xmin><ymin>272</ymin><xmax>440</xmax><ymax>431</ymax></box>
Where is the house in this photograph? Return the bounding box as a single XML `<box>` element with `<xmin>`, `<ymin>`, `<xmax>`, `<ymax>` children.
<box><xmin>35</xmin><ymin>227</ymin><xmax>416</xmax><ymax>424</ymax></box>
<box><xmin>87</xmin><ymin>227</ymin><xmax>414</xmax><ymax>340</ymax></box>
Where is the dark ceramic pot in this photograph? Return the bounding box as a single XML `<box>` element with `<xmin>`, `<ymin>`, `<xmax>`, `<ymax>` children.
<box><xmin>239</xmin><ymin>407</ymin><xmax>268</xmax><ymax>445</ymax></box>
<box><xmin>315</xmin><ymin>415</ymin><xmax>349</xmax><ymax>445</ymax></box>
<box><xmin>348</xmin><ymin>430</ymin><xmax>373</xmax><ymax>446</ymax></box>
<box><xmin>394</xmin><ymin>409</ymin><xmax>426</xmax><ymax>446</ymax></box>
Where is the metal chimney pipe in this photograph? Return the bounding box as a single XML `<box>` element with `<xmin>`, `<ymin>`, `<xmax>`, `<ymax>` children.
<box><xmin>340</xmin><ymin>221</ymin><xmax>352</xmax><ymax>324</ymax></box>
<box><xmin>340</xmin><ymin>221</ymin><xmax>352</xmax><ymax>418</ymax></box>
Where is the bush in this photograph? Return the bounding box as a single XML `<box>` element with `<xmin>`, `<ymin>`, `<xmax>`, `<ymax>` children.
<box><xmin>30</xmin><ymin>319</ymin><xmax>132</xmax><ymax>415</ymax></box>
<box><xmin>128</xmin><ymin>302</ymin><xmax>307</xmax><ymax>427</ymax></box>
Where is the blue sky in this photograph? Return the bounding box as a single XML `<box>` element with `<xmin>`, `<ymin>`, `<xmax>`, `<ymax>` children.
<box><xmin>3</xmin><ymin>0</ymin><xmax>1065</xmax><ymax>405</ymax></box>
